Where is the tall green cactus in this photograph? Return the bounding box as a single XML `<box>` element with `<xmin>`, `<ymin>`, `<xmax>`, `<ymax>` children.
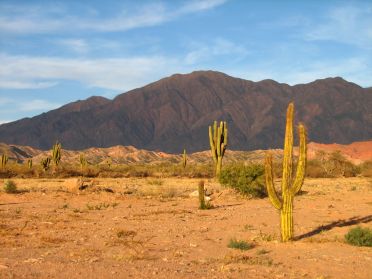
<box><xmin>182</xmin><ymin>149</ymin><xmax>187</xmax><ymax>169</ymax></box>
<box><xmin>209</xmin><ymin>121</ymin><xmax>228</xmax><ymax>176</ymax></box>
<box><xmin>265</xmin><ymin>102</ymin><xmax>307</xmax><ymax>242</ymax></box>
<box><xmin>51</xmin><ymin>142</ymin><xmax>61</xmax><ymax>168</ymax></box>
<box><xmin>27</xmin><ymin>159</ymin><xmax>33</xmax><ymax>170</ymax></box>
<box><xmin>1</xmin><ymin>154</ymin><xmax>8</xmax><ymax>169</ymax></box>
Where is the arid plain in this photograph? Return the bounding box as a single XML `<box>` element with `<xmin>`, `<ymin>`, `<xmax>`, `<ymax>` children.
<box><xmin>1</xmin><ymin>177</ymin><xmax>371</xmax><ymax>279</ymax></box>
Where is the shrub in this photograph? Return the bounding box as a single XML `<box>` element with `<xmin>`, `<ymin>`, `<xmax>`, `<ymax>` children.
<box><xmin>360</xmin><ymin>160</ymin><xmax>372</xmax><ymax>177</ymax></box>
<box><xmin>3</xmin><ymin>179</ymin><xmax>17</xmax><ymax>193</ymax></box>
<box><xmin>219</xmin><ymin>163</ymin><xmax>266</xmax><ymax>198</ymax></box>
<box><xmin>228</xmin><ymin>238</ymin><xmax>254</xmax><ymax>250</ymax></box>
<box><xmin>306</xmin><ymin>159</ymin><xmax>327</xmax><ymax>178</ymax></box>
<box><xmin>345</xmin><ymin>226</ymin><xmax>372</xmax><ymax>247</ymax></box>
<box><xmin>314</xmin><ymin>150</ymin><xmax>360</xmax><ymax>178</ymax></box>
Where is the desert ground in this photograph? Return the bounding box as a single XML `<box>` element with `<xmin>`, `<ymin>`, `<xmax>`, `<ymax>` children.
<box><xmin>0</xmin><ymin>177</ymin><xmax>371</xmax><ymax>279</ymax></box>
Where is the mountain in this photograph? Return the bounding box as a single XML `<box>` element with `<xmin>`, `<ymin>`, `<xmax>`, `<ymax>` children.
<box><xmin>0</xmin><ymin>71</ymin><xmax>371</xmax><ymax>152</ymax></box>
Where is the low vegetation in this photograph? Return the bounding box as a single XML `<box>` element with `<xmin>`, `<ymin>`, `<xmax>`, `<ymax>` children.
<box><xmin>345</xmin><ymin>226</ymin><xmax>372</xmax><ymax>247</ymax></box>
<box><xmin>3</xmin><ymin>179</ymin><xmax>17</xmax><ymax>193</ymax></box>
<box><xmin>1</xmin><ymin>154</ymin><xmax>369</xmax><ymax>180</ymax></box>
<box><xmin>228</xmin><ymin>238</ymin><xmax>254</xmax><ymax>250</ymax></box>
<box><xmin>219</xmin><ymin>163</ymin><xmax>266</xmax><ymax>198</ymax></box>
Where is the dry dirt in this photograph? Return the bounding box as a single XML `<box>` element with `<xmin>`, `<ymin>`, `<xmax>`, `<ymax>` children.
<box><xmin>0</xmin><ymin>177</ymin><xmax>371</xmax><ymax>279</ymax></box>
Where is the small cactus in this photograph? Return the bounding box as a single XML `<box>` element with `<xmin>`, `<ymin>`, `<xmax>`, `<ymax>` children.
<box><xmin>265</xmin><ymin>102</ymin><xmax>307</xmax><ymax>242</ymax></box>
<box><xmin>1</xmin><ymin>154</ymin><xmax>8</xmax><ymax>169</ymax></box>
<box><xmin>27</xmin><ymin>159</ymin><xmax>33</xmax><ymax>169</ymax></box>
<box><xmin>79</xmin><ymin>153</ymin><xmax>88</xmax><ymax>171</ymax></box>
<box><xmin>198</xmin><ymin>180</ymin><xmax>206</xmax><ymax>209</ymax></box>
<box><xmin>198</xmin><ymin>180</ymin><xmax>212</xmax><ymax>210</ymax></box>
<box><xmin>209</xmin><ymin>121</ymin><xmax>228</xmax><ymax>177</ymax></box>
<box><xmin>182</xmin><ymin>149</ymin><xmax>187</xmax><ymax>169</ymax></box>
<box><xmin>41</xmin><ymin>157</ymin><xmax>51</xmax><ymax>172</ymax></box>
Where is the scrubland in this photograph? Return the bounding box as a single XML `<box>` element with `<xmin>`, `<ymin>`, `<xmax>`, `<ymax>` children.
<box><xmin>1</xmin><ymin>176</ymin><xmax>371</xmax><ymax>278</ymax></box>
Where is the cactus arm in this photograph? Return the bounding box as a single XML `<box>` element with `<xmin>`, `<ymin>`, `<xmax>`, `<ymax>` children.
<box><xmin>183</xmin><ymin>149</ymin><xmax>187</xmax><ymax>168</ymax></box>
<box><xmin>291</xmin><ymin>124</ymin><xmax>307</xmax><ymax>195</ymax></box>
<box><xmin>222</xmin><ymin>122</ymin><xmax>228</xmax><ymax>156</ymax></box>
<box><xmin>281</xmin><ymin>102</ymin><xmax>294</xmax><ymax>193</ymax></box>
<box><xmin>209</xmin><ymin>126</ymin><xmax>217</xmax><ymax>164</ymax></box>
<box><xmin>265</xmin><ymin>153</ymin><xmax>282</xmax><ymax>210</ymax></box>
<box><xmin>213</xmin><ymin>121</ymin><xmax>218</xmax><ymax>146</ymax></box>
<box><xmin>216</xmin><ymin>126</ymin><xmax>222</xmax><ymax>156</ymax></box>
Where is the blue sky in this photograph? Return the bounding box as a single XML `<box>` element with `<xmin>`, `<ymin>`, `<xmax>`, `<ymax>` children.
<box><xmin>0</xmin><ymin>0</ymin><xmax>371</xmax><ymax>123</ymax></box>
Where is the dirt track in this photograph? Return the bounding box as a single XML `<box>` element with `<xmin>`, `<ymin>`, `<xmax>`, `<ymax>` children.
<box><xmin>0</xmin><ymin>177</ymin><xmax>371</xmax><ymax>278</ymax></box>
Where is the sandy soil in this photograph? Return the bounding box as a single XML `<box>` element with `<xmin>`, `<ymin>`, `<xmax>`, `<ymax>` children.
<box><xmin>0</xmin><ymin>177</ymin><xmax>371</xmax><ymax>279</ymax></box>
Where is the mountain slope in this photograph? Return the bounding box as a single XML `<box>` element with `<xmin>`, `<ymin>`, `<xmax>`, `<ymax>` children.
<box><xmin>0</xmin><ymin>71</ymin><xmax>371</xmax><ymax>152</ymax></box>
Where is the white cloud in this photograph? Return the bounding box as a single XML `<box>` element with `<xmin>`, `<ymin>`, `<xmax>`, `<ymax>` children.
<box><xmin>306</xmin><ymin>5</ymin><xmax>372</xmax><ymax>49</ymax></box>
<box><xmin>0</xmin><ymin>80</ymin><xmax>58</xmax><ymax>90</ymax></box>
<box><xmin>185</xmin><ymin>38</ymin><xmax>248</xmax><ymax>64</ymax></box>
<box><xmin>0</xmin><ymin>97</ymin><xmax>61</xmax><ymax>120</ymax></box>
<box><xmin>57</xmin><ymin>39</ymin><xmax>89</xmax><ymax>54</ymax></box>
<box><xmin>179</xmin><ymin>0</ymin><xmax>227</xmax><ymax>14</ymax></box>
<box><xmin>232</xmin><ymin>56</ymin><xmax>371</xmax><ymax>87</ymax></box>
<box><xmin>18</xmin><ymin>99</ymin><xmax>61</xmax><ymax>111</ymax></box>
<box><xmin>0</xmin><ymin>97</ymin><xmax>13</xmax><ymax>105</ymax></box>
<box><xmin>0</xmin><ymin>1</ymin><xmax>227</xmax><ymax>34</ymax></box>
<box><xmin>0</xmin><ymin>53</ymin><xmax>182</xmax><ymax>91</ymax></box>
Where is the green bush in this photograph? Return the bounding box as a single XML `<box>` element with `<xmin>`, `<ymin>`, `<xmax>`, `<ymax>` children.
<box><xmin>345</xmin><ymin>226</ymin><xmax>372</xmax><ymax>247</ymax></box>
<box><xmin>219</xmin><ymin>163</ymin><xmax>267</xmax><ymax>198</ymax></box>
<box><xmin>3</xmin><ymin>179</ymin><xmax>17</xmax><ymax>193</ymax></box>
<box><xmin>228</xmin><ymin>238</ymin><xmax>254</xmax><ymax>250</ymax></box>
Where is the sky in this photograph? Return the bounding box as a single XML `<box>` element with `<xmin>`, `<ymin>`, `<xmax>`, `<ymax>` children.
<box><xmin>0</xmin><ymin>0</ymin><xmax>371</xmax><ymax>123</ymax></box>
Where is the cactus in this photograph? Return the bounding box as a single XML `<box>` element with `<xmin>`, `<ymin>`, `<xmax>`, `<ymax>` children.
<box><xmin>1</xmin><ymin>154</ymin><xmax>8</xmax><ymax>169</ymax></box>
<box><xmin>198</xmin><ymin>180</ymin><xmax>212</xmax><ymax>209</ymax></box>
<box><xmin>27</xmin><ymin>159</ymin><xmax>33</xmax><ymax>170</ymax></box>
<box><xmin>79</xmin><ymin>153</ymin><xmax>88</xmax><ymax>171</ymax></box>
<box><xmin>209</xmin><ymin>121</ymin><xmax>228</xmax><ymax>176</ymax></box>
<box><xmin>265</xmin><ymin>102</ymin><xmax>307</xmax><ymax>242</ymax></box>
<box><xmin>51</xmin><ymin>142</ymin><xmax>61</xmax><ymax>169</ymax></box>
<box><xmin>182</xmin><ymin>149</ymin><xmax>187</xmax><ymax>169</ymax></box>
<box><xmin>198</xmin><ymin>180</ymin><xmax>206</xmax><ymax>209</ymax></box>
<box><xmin>41</xmin><ymin>157</ymin><xmax>51</xmax><ymax>172</ymax></box>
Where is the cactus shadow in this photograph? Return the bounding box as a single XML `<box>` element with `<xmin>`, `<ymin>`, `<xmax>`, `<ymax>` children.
<box><xmin>0</xmin><ymin>201</ymin><xmax>31</xmax><ymax>206</ymax></box>
<box><xmin>294</xmin><ymin>215</ymin><xmax>372</xmax><ymax>241</ymax></box>
<box><xmin>213</xmin><ymin>203</ymin><xmax>244</xmax><ymax>209</ymax></box>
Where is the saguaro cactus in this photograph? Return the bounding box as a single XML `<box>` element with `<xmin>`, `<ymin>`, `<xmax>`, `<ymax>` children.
<box><xmin>209</xmin><ymin>121</ymin><xmax>228</xmax><ymax>176</ymax></box>
<box><xmin>1</xmin><ymin>154</ymin><xmax>8</xmax><ymax>169</ymax></box>
<box><xmin>79</xmin><ymin>153</ymin><xmax>87</xmax><ymax>171</ymax></box>
<box><xmin>265</xmin><ymin>102</ymin><xmax>307</xmax><ymax>242</ymax></box>
<box><xmin>27</xmin><ymin>159</ymin><xmax>33</xmax><ymax>170</ymax></box>
<box><xmin>41</xmin><ymin>157</ymin><xmax>51</xmax><ymax>172</ymax></box>
<box><xmin>52</xmin><ymin>142</ymin><xmax>61</xmax><ymax>168</ymax></box>
<box><xmin>182</xmin><ymin>149</ymin><xmax>187</xmax><ymax>169</ymax></box>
